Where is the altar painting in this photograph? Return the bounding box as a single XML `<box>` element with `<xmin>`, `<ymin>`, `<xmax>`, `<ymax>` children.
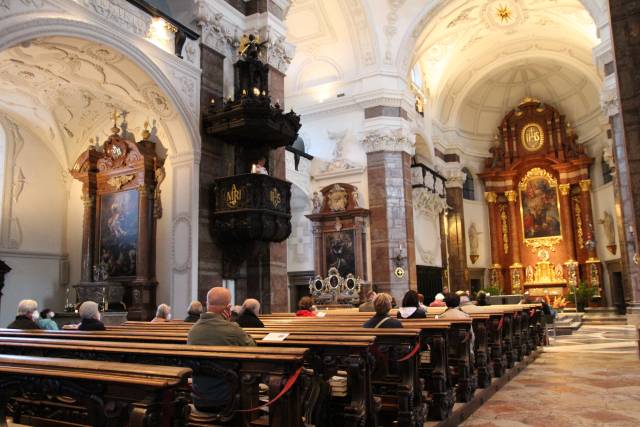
<box><xmin>325</xmin><ymin>230</ymin><xmax>356</xmax><ymax>278</ymax></box>
<box><xmin>520</xmin><ymin>170</ymin><xmax>561</xmax><ymax>240</ymax></box>
<box><xmin>99</xmin><ymin>189</ymin><xmax>139</xmax><ymax>277</ymax></box>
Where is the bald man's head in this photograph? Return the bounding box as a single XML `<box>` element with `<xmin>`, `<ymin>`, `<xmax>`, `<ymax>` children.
<box><xmin>206</xmin><ymin>287</ymin><xmax>232</xmax><ymax>317</ymax></box>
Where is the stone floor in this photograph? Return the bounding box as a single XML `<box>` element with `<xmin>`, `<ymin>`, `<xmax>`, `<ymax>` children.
<box><xmin>460</xmin><ymin>325</ymin><xmax>640</xmax><ymax>427</ymax></box>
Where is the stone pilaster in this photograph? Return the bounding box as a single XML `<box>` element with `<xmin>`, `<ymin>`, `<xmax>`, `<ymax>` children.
<box><xmin>363</xmin><ymin>128</ymin><xmax>417</xmax><ymax>302</ymax></box>
<box><xmin>609</xmin><ymin>0</ymin><xmax>640</xmax><ymax>323</ymax></box>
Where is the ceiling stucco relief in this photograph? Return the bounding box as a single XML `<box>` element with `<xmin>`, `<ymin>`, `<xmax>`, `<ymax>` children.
<box><xmin>0</xmin><ymin>36</ymin><xmax>175</xmax><ymax>168</ymax></box>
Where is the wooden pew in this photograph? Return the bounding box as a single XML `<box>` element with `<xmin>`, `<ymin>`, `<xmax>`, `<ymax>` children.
<box><xmin>0</xmin><ymin>335</ymin><xmax>307</xmax><ymax>427</ymax></box>
<box><xmin>0</xmin><ymin>330</ymin><xmax>376</xmax><ymax>427</ymax></box>
<box><xmin>0</xmin><ymin>354</ymin><xmax>191</xmax><ymax>427</ymax></box>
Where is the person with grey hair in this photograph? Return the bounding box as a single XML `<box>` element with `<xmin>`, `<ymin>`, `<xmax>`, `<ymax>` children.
<box><xmin>78</xmin><ymin>301</ymin><xmax>105</xmax><ymax>331</ymax></box>
<box><xmin>184</xmin><ymin>300</ymin><xmax>203</xmax><ymax>323</ymax></box>
<box><xmin>236</xmin><ymin>298</ymin><xmax>264</xmax><ymax>328</ymax></box>
<box><xmin>7</xmin><ymin>299</ymin><xmax>40</xmax><ymax>329</ymax></box>
<box><xmin>151</xmin><ymin>303</ymin><xmax>172</xmax><ymax>322</ymax></box>
<box><xmin>188</xmin><ymin>287</ymin><xmax>255</xmax><ymax>413</ymax></box>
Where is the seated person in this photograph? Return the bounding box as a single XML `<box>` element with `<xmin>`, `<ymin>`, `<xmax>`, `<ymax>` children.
<box><xmin>417</xmin><ymin>293</ymin><xmax>427</xmax><ymax>311</ymax></box>
<box><xmin>397</xmin><ymin>290</ymin><xmax>427</xmax><ymax>319</ymax></box>
<box><xmin>151</xmin><ymin>303</ymin><xmax>172</xmax><ymax>322</ymax></box>
<box><xmin>363</xmin><ymin>293</ymin><xmax>403</xmax><ymax>328</ymax></box>
<box><xmin>296</xmin><ymin>296</ymin><xmax>316</xmax><ymax>317</ymax></box>
<box><xmin>78</xmin><ymin>301</ymin><xmax>106</xmax><ymax>331</ymax></box>
<box><xmin>36</xmin><ymin>308</ymin><xmax>59</xmax><ymax>330</ymax></box>
<box><xmin>184</xmin><ymin>300</ymin><xmax>203</xmax><ymax>322</ymax></box>
<box><xmin>358</xmin><ymin>290</ymin><xmax>377</xmax><ymax>312</ymax></box>
<box><xmin>429</xmin><ymin>293</ymin><xmax>446</xmax><ymax>307</ymax></box>
<box><xmin>476</xmin><ymin>290</ymin><xmax>489</xmax><ymax>306</ymax></box>
<box><xmin>188</xmin><ymin>287</ymin><xmax>256</xmax><ymax>413</ymax></box>
<box><xmin>7</xmin><ymin>299</ymin><xmax>40</xmax><ymax>329</ymax></box>
<box><xmin>439</xmin><ymin>295</ymin><xmax>470</xmax><ymax>319</ymax></box>
<box><xmin>237</xmin><ymin>298</ymin><xmax>264</xmax><ymax>328</ymax></box>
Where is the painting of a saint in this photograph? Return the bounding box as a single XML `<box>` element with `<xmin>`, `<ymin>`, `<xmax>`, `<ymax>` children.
<box><xmin>99</xmin><ymin>189</ymin><xmax>139</xmax><ymax>277</ymax></box>
<box><xmin>325</xmin><ymin>230</ymin><xmax>356</xmax><ymax>278</ymax></box>
<box><xmin>521</xmin><ymin>177</ymin><xmax>561</xmax><ymax>239</ymax></box>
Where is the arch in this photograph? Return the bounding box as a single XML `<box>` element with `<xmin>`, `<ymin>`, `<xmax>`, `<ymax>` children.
<box><xmin>395</xmin><ymin>0</ymin><xmax>607</xmax><ymax>81</ymax></box>
<box><xmin>0</xmin><ymin>12</ymin><xmax>199</xmax><ymax>157</ymax></box>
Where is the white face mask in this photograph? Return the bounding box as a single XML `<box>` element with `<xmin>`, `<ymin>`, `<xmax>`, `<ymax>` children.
<box><xmin>167</xmin><ymin>313</ymin><xmax>172</xmax><ymax>321</ymax></box>
<box><xmin>48</xmin><ymin>311</ymin><xmax>55</xmax><ymax>319</ymax></box>
<box><xmin>31</xmin><ymin>310</ymin><xmax>40</xmax><ymax>320</ymax></box>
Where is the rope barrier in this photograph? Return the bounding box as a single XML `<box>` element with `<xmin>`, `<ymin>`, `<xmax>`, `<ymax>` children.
<box><xmin>235</xmin><ymin>366</ymin><xmax>303</xmax><ymax>413</ymax></box>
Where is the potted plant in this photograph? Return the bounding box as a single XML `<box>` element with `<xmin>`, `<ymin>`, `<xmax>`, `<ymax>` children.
<box><xmin>568</xmin><ymin>282</ymin><xmax>597</xmax><ymax>312</ymax></box>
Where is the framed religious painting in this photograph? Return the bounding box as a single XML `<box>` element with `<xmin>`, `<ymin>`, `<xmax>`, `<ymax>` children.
<box><xmin>324</xmin><ymin>229</ymin><xmax>356</xmax><ymax>278</ymax></box>
<box><xmin>98</xmin><ymin>189</ymin><xmax>140</xmax><ymax>277</ymax></box>
<box><xmin>519</xmin><ymin>168</ymin><xmax>562</xmax><ymax>244</ymax></box>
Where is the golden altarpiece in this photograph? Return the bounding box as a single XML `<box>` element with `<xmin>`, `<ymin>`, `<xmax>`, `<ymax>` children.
<box><xmin>479</xmin><ymin>98</ymin><xmax>602</xmax><ymax>297</ymax></box>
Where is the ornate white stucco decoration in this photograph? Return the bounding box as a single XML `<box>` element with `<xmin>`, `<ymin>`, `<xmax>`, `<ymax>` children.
<box><xmin>383</xmin><ymin>1</ymin><xmax>407</xmax><ymax>65</ymax></box>
<box><xmin>361</xmin><ymin>128</ymin><xmax>415</xmax><ymax>155</ymax></box>
<box><xmin>196</xmin><ymin>0</ymin><xmax>241</xmax><ymax>57</ymax></box>
<box><xmin>321</xmin><ymin>129</ymin><xmax>359</xmax><ymax>172</ymax></box>
<box><xmin>443</xmin><ymin>167</ymin><xmax>466</xmax><ymax>188</ymax></box>
<box><xmin>412</xmin><ymin>188</ymin><xmax>448</xmax><ymax>218</ymax></box>
<box><xmin>257</xmin><ymin>25</ymin><xmax>295</xmax><ymax>74</ymax></box>
<box><xmin>0</xmin><ymin>114</ymin><xmax>25</xmax><ymax>249</ymax></box>
<box><xmin>602</xmin><ymin>140</ymin><xmax>615</xmax><ymax>171</ymax></box>
<box><xmin>75</xmin><ymin>0</ymin><xmax>152</xmax><ymax>37</ymax></box>
<box><xmin>340</xmin><ymin>0</ymin><xmax>376</xmax><ymax>66</ymax></box>
<box><xmin>600</xmin><ymin>83</ymin><xmax>620</xmax><ymax>117</ymax></box>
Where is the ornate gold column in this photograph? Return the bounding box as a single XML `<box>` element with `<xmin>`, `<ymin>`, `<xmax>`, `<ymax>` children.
<box><xmin>579</xmin><ymin>178</ymin><xmax>602</xmax><ymax>296</ymax></box>
<box><xmin>485</xmin><ymin>192</ymin><xmax>503</xmax><ymax>288</ymax></box>
<box><xmin>558</xmin><ymin>183</ymin><xmax>577</xmax><ymax>260</ymax></box>
<box><xmin>505</xmin><ymin>190</ymin><xmax>523</xmax><ymax>294</ymax></box>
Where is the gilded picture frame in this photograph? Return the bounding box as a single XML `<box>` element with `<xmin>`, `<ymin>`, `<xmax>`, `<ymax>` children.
<box><xmin>519</xmin><ymin>168</ymin><xmax>563</xmax><ymax>251</ymax></box>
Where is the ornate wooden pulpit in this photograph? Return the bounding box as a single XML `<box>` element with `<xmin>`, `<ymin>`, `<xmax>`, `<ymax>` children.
<box><xmin>71</xmin><ymin>121</ymin><xmax>164</xmax><ymax>320</ymax></box>
<box><xmin>480</xmin><ymin>98</ymin><xmax>601</xmax><ymax>298</ymax></box>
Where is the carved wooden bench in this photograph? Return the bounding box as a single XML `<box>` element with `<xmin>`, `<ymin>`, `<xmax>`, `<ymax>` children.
<box><xmin>0</xmin><ymin>354</ymin><xmax>191</xmax><ymax>427</ymax></box>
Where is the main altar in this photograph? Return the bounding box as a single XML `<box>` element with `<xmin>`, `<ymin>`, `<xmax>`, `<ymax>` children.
<box><xmin>480</xmin><ymin>98</ymin><xmax>602</xmax><ymax>298</ymax></box>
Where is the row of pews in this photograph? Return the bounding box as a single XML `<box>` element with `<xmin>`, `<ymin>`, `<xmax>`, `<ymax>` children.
<box><xmin>0</xmin><ymin>303</ymin><xmax>546</xmax><ymax>426</ymax></box>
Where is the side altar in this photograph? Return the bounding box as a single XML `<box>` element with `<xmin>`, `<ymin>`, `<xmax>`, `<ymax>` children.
<box><xmin>70</xmin><ymin>119</ymin><xmax>164</xmax><ymax>320</ymax></box>
<box><xmin>480</xmin><ymin>98</ymin><xmax>602</xmax><ymax>299</ymax></box>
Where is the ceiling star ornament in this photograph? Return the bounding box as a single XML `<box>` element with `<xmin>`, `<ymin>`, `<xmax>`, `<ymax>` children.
<box><xmin>495</xmin><ymin>4</ymin><xmax>512</xmax><ymax>23</ymax></box>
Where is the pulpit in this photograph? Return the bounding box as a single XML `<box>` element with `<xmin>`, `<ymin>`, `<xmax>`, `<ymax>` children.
<box><xmin>71</xmin><ymin>120</ymin><xmax>164</xmax><ymax>320</ymax></box>
<box><xmin>480</xmin><ymin>98</ymin><xmax>601</xmax><ymax>298</ymax></box>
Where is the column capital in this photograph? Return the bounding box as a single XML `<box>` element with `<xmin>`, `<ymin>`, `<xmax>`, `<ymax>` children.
<box><xmin>361</xmin><ymin>127</ymin><xmax>415</xmax><ymax>156</ymax></box>
<box><xmin>505</xmin><ymin>190</ymin><xmax>517</xmax><ymax>202</ymax></box>
<box><xmin>484</xmin><ymin>192</ymin><xmax>497</xmax><ymax>203</ymax></box>
<box><xmin>558</xmin><ymin>183</ymin><xmax>571</xmax><ymax>196</ymax></box>
<box><xmin>579</xmin><ymin>179</ymin><xmax>592</xmax><ymax>192</ymax></box>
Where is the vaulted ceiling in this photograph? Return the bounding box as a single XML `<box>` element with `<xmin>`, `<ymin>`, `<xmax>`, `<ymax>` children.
<box><xmin>0</xmin><ymin>36</ymin><xmax>175</xmax><ymax>169</ymax></box>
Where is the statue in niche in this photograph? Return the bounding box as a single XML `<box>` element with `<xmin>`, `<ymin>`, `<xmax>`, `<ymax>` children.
<box><xmin>600</xmin><ymin>210</ymin><xmax>615</xmax><ymax>245</ymax></box>
<box><xmin>352</xmin><ymin>186</ymin><xmax>360</xmax><ymax>208</ymax></box>
<box><xmin>468</xmin><ymin>222</ymin><xmax>480</xmax><ymax>256</ymax></box>
<box><xmin>526</xmin><ymin>265</ymin><xmax>534</xmax><ymax>283</ymax></box>
<box><xmin>327</xmin><ymin>184</ymin><xmax>348</xmax><ymax>212</ymax></box>
<box><xmin>154</xmin><ymin>166</ymin><xmax>165</xmax><ymax>219</ymax></box>
<box><xmin>312</xmin><ymin>192</ymin><xmax>323</xmax><ymax>213</ymax></box>
<box><xmin>488</xmin><ymin>134</ymin><xmax>505</xmax><ymax>169</ymax></box>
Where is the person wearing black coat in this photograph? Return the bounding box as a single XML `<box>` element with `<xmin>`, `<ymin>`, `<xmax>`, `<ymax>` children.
<box><xmin>236</xmin><ymin>299</ymin><xmax>264</xmax><ymax>328</ymax></box>
<box><xmin>77</xmin><ymin>301</ymin><xmax>106</xmax><ymax>331</ymax></box>
<box><xmin>397</xmin><ymin>290</ymin><xmax>428</xmax><ymax>319</ymax></box>
<box><xmin>363</xmin><ymin>293</ymin><xmax>403</xmax><ymax>329</ymax></box>
<box><xmin>185</xmin><ymin>300</ymin><xmax>204</xmax><ymax>323</ymax></box>
<box><xmin>7</xmin><ymin>299</ymin><xmax>40</xmax><ymax>329</ymax></box>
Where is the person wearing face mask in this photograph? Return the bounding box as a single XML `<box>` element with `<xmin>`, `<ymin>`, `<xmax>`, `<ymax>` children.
<box><xmin>187</xmin><ymin>287</ymin><xmax>256</xmax><ymax>414</ymax></box>
<box><xmin>151</xmin><ymin>303</ymin><xmax>172</xmax><ymax>322</ymax></box>
<box><xmin>78</xmin><ymin>301</ymin><xmax>106</xmax><ymax>331</ymax></box>
<box><xmin>8</xmin><ymin>299</ymin><xmax>40</xmax><ymax>329</ymax></box>
<box><xmin>36</xmin><ymin>308</ymin><xmax>59</xmax><ymax>330</ymax></box>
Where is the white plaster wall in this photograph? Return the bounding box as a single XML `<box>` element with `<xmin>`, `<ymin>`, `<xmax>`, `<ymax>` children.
<box><xmin>413</xmin><ymin>210</ymin><xmax>442</xmax><ymax>267</ymax></box>
<box><xmin>66</xmin><ymin>180</ymin><xmax>84</xmax><ymax>288</ymax></box>
<box><xmin>0</xmin><ymin>126</ymin><xmax>68</xmax><ymax>327</ymax></box>
<box><xmin>463</xmin><ymin>199</ymin><xmax>492</xmax><ymax>268</ymax></box>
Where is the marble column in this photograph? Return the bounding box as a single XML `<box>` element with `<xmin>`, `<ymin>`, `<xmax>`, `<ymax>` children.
<box><xmin>485</xmin><ymin>192</ymin><xmax>504</xmax><ymax>288</ymax></box>
<box><xmin>505</xmin><ymin>190</ymin><xmax>523</xmax><ymax>294</ymax></box>
<box><xmin>80</xmin><ymin>193</ymin><xmax>96</xmax><ymax>283</ymax></box>
<box><xmin>363</xmin><ymin>128</ymin><xmax>417</xmax><ymax>303</ymax></box>
<box><xmin>558</xmin><ymin>184</ymin><xmax>577</xmax><ymax>261</ymax></box>
<box><xmin>444</xmin><ymin>170</ymin><xmax>469</xmax><ymax>293</ymax></box>
<box><xmin>609</xmin><ymin>0</ymin><xmax>640</xmax><ymax>322</ymax></box>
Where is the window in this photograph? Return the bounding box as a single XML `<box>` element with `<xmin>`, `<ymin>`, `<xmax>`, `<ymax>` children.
<box><xmin>462</xmin><ymin>168</ymin><xmax>475</xmax><ymax>200</ymax></box>
<box><xmin>411</xmin><ymin>64</ymin><xmax>423</xmax><ymax>91</ymax></box>
<box><xmin>602</xmin><ymin>157</ymin><xmax>613</xmax><ymax>184</ymax></box>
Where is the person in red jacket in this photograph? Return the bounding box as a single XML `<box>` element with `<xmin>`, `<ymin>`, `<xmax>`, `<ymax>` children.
<box><xmin>296</xmin><ymin>296</ymin><xmax>316</xmax><ymax>317</ymax></box>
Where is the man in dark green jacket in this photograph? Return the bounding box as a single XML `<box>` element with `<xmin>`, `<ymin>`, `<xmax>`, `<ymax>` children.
<box><xmin>187</xmin><ymin>287</ymin><xmax>255</xmax><ymax>413</ymax></box>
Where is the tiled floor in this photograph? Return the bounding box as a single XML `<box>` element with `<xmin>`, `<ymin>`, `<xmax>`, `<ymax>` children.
<box><xmin>460</xmin><ymin>325</ymin><xmax>640</xmax><ymax>427</ymax></box>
